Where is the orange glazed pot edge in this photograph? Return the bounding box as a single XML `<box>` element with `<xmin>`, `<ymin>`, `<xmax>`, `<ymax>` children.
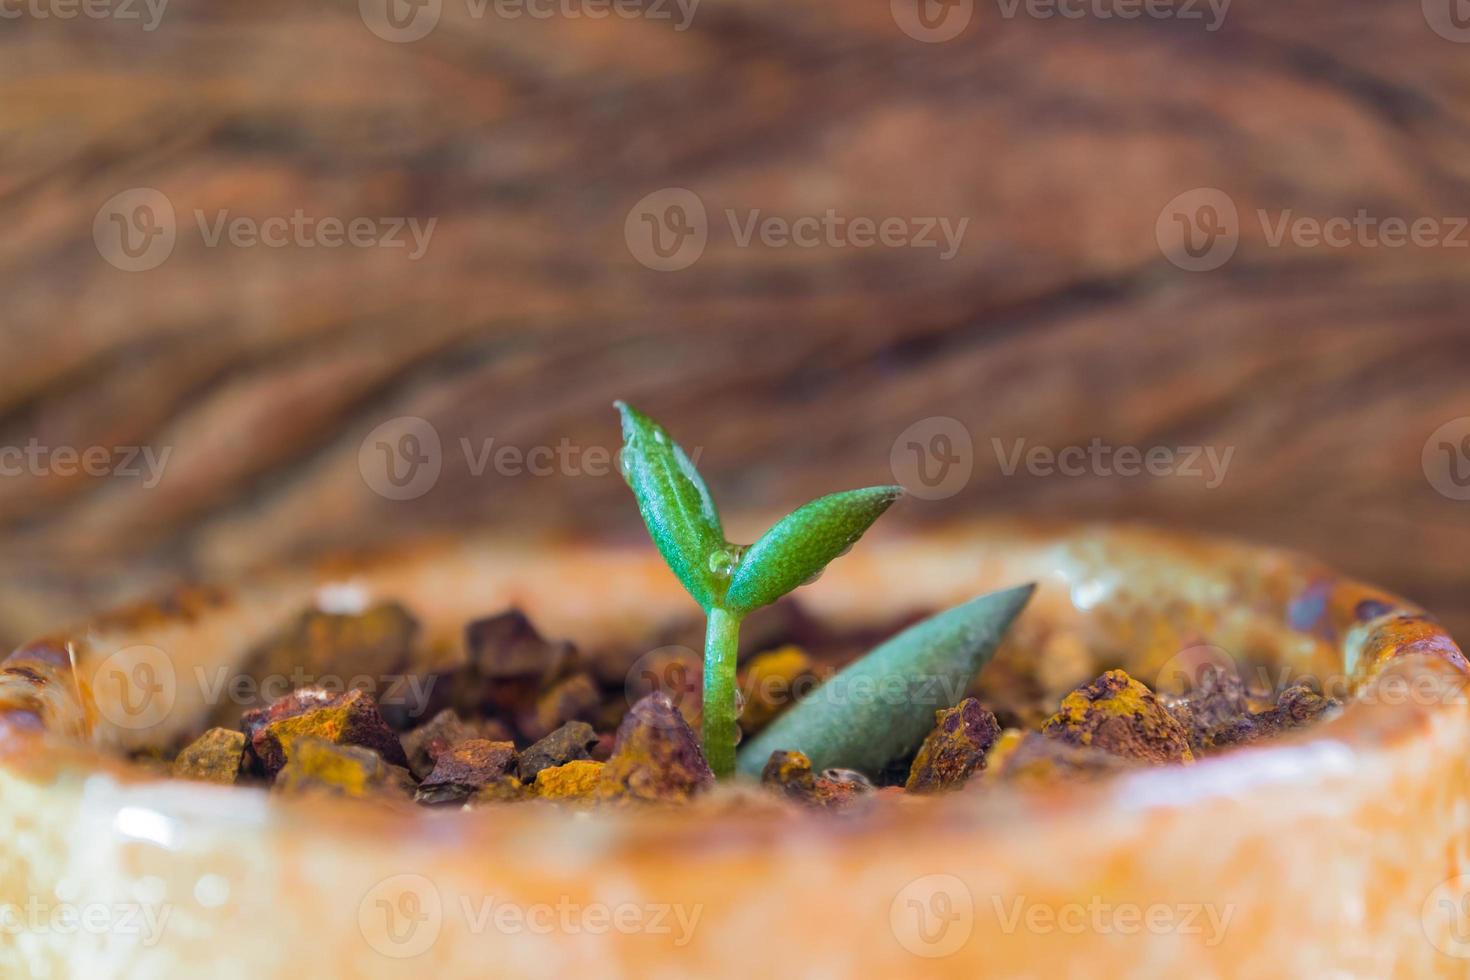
<box><xmin>1</xmin><ymin>520</ymin><xmax>1468</xmax><ymax>978</ymax></box>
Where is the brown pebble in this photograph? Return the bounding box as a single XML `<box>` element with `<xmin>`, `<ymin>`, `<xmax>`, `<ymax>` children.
<box><xmin>599</xmin><ymin>693</ymin><xmax>714</xmax><ymax>803</ymax></box>
<box><xmin>517</xmin><ymin>673</ymin><xmax>601</xmax><ymax>743</ymax></box>
<box><xmin>420</xmin><ymin>739</ymin><xmax>517</xmax><ymax>790</ymax></box>
<box><xmin>759</xmin><ymin>750</ymin><xmax>874</xmax><ymax>810</ymax></box>
<box><xmin>992</xmin><ymin>731</ymin><xmax>1138</xmax><ymax>786</ymax></box>
<box><xmin>1163</xmin><ymin>665</ymin><xmax>1254</xmax><ymax>752</ymax></box>
<box><xmin>171</xmin><ymin>728</ymin><xmax>247</xmax><ymax>785</ymax></box>
<box><xmin>273</xmin><ymin>737</ymin><xmax>415</xmax><ymax>800</ymax></box>
<box><xmin>1042</xmin><ymin>669</ymin><xmax>1194</xmax><ymax>765</ymax></box>
<box><xmin>244</xmin><ymin>688</ymin><xmax>408</xmax><ymax>778</ymax></box>
<box><xmin>905</xmin><ymin>698</ymin><xmax>1002</xmax><ymax>793</ymax></box>
<box><xmin>1208</xmin><ymin>683</ymin><xmax>1341</xmax><ymax>749</ymax></box>
<box><xmin>214</xmin><ymin>603</ymin><xmax>419</xmax><ymax>727</ymax></box>
<box><xmin>518</xmin><ymin>721</ymin><xmax>600</xmax><ymax>782</ymax></box>
<box><xmin>400</xmin><ymin>708</ymin><xmax>513</xmax><ymax>780</ymax></box>
<box><xmin>460</xmin><ymin>609</ymin><xmax>576</xmax><ymax>721</ymax></box>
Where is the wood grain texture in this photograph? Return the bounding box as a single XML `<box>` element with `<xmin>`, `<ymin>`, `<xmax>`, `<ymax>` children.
<box><xmin>2</xmin><ymin>0</ymin><xmax>1470</xmax><ymax>647</ymax></box>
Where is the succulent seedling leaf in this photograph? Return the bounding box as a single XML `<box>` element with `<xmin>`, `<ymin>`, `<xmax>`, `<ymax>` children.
<box><xmin>736</xmin><ymin>583</ymin><xmax>1036</xmax><ymax>778</ymax></box>
<box><xmin>723</xmin><ymin>486</ymin><xmax>902</xmax><ymax>615</ymax></box>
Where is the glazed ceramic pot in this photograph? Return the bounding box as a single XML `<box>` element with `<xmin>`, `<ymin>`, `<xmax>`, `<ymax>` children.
<box><xmin>2</xmin><ymin>521</ymin><xmax>1467</xmax><ymax>978</ymax></box>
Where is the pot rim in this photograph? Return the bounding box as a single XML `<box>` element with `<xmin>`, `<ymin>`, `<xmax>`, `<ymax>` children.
<box><xmin>1</xmin><ymin>519</ymin><xmax>1465</xmax><ymax>856</ymax></box>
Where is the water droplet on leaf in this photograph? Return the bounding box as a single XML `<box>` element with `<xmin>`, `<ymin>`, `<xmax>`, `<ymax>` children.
<box><xmin>707</xmin><ymin>545</ymin><xmax>744</xmax><ymax>579</ymax></box>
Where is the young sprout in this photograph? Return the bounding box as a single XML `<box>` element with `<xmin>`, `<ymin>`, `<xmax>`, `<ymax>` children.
<box><xmin>616</xmin><ymin>402</ymin><xmax>901</xmax><ymax>778</ymax></box>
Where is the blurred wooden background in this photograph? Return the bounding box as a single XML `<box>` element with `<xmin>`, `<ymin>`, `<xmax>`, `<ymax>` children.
<box><xmin>2</xmin><ymin>0</ymin><xmax>1470</xmax><ymax>647</ymax></box>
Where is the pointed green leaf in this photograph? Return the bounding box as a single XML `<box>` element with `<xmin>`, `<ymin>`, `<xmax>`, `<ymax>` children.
<box><xmin>735</xmin><ymin>582</ymin><xmax>1036</xmax><ymax>778</ymax></box>
<box><xmin>722</xmin><ymin>486</ymin><xmax>902</xmax><ymax>615</ymax></box>
<box><xmin>615</xmin><ymin>402</ymin><xmax>727</xmax><ymax>610</ymax></box>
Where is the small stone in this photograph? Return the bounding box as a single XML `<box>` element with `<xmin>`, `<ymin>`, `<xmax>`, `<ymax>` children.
<box><xmin>400</xmin><ymin>709</ymin><xmax>513</xmax><ymax>780</ymax></box>
<box><xmin>599</xmin><ymin>693</ymin><xmax>714</xmax><ymax>803</ymax></box>
<box><xmin>814</xmin><ymin>767</ymin><xmax>876</xmax><ymax>809</ymax></box>
<box><xmin>517</xmin><ymin>721</ymin><xmax>600</xmax><ymax>782</ymax></box>
<box><xmin>420</xmin><ymin>739</ymin><xmax>517</xmax><ymax>790</ymax></box>
<box><xmin>244</xmin><ymin>688</ymin><xmax>409</xmax><ymax>779</ymax></box>
<box><xmin>905</xmin><ymin>698</ymin><xmax>1002</xmax><ymax>793</ymax></box>
<box><xmin>761</xmin><ymin>749</ymin><xmax>818</xmax><ymax>797</ymax></box>
<box><xmin>1042</xmin><ymin>669</ymin><xmax>1194</xmax><ymax>765</ymax></box>
<box><xmin>416</xmin><ymin>770</ymin><xmax>525</xmax><ymax>807</ymax></box>
<box><xmin>171</xmin><ymin>728</ymin><xmax>247</xmax><ymax>784</ymax></box>
<box><xmin>738</xmin><ymin>646</ymin><xmax>818</xmax><ymax>734</ymax></box>
<box><xmin>214</xmin><ymin>602</ymin><xmax>419</xmax><ymax>727</ymax></box>
<box><xmin>624</xmin><ymin>645</ymin><xmax>703</xmax><ymax>732</ymax></box>
<box><xmin>1163</xmin><ymin>665</ymin><xmax>1254</xmax><ymax>752</ymax></box>
<box><xmin>1269</xmin><ymin>683</ymin><xmax>1339</xmax><ymax>726</ymax></box>
<box><xmin>517</xmin><ymin>673</ymin><xmax>601</xmax><ymax>743</ymax></box>
<box><xmin>992</xmin><ymin>731</ymin><xmax>1137</xmax><ymax>786</ymax></box>
<box><xmin>759</xmin><ymin>750</ymin><xmax>874</xmax><ymax>810</ymax></box>
<box><xmin>536</xmin><ymin>760</ymin><xmax>606</xmax><ymax>801</ymax></box>
<box><xmin>460</xmin><ymin>609</ymin><xmax>576</xmax><ymax>719</ymax></box>
<box><xmin>1209</xmin><ymin>683</ymin><xmax>1341</xmax><ymax>749</ymax></box>
<box><xmin>273</xmin><ymin>737</ymin><xmax>415</xmax><ymax>799</ymax></box>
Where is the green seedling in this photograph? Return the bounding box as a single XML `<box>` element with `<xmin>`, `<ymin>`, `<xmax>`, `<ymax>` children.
<box><xmin>616</xmin><ymin>402</ymin><xmax>1036</xmax><ymax>781</ymax></box>
<box><xmin>616</xmin><ymin>402</ymin><xmax>901</xmax><ymax>777</ymax></box>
